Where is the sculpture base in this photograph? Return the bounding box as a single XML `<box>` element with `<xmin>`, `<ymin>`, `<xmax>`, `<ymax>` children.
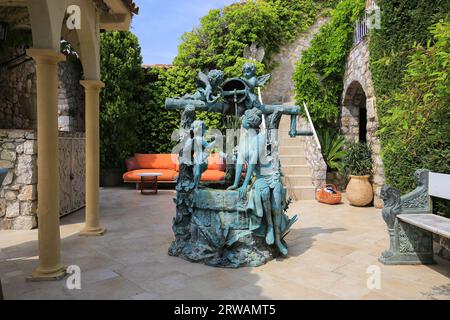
<box><xmin>379</xmin><ymin>251</ymin><xmax>435</xmax><ymax>265</ymax></box>
<box><xmin>169</xmin><ymin>188</ymin><xmax>291</xmax><ymax>268</ymax></box>
<box><xmin>169</xmin><ymin>234</ymin><xmax>278</xmax><ymax>268</ymax></box>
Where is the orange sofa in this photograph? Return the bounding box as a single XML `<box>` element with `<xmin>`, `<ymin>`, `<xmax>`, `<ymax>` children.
<box><xmin>123</xmin><ymin>153</ymin><xmax>226</xmax><ymax>184</ymax></box>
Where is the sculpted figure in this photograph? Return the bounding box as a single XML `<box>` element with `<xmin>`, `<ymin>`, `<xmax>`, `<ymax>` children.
<box><xmin>182</xmin><ymin>120</ymin><xmax>215</xmax><ymax>189</ymax></box>
<box><xmin>227</xmin><ymin>108</ymin><xmax>295</xmax><ymax>256</ymax></box>
<box><xmin>184</xmin><ymin>70</ymin><xmax>224</xmax><ymax>104</ymax></box>
<box><xmin>241</xmin><ymin>62</ymin><xmax>270</xmax><ymax>110</ymax></box>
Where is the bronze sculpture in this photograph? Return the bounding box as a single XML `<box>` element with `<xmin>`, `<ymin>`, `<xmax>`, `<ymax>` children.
<box><xmin>167</xmin><ymin>62</ymin><xmax>309</xmax><ymax>267</ymax></box>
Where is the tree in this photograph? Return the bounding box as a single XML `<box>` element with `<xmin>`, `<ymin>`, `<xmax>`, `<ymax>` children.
<box><xmin>100</xmin><ymin>31</ymin><xmax>144</xmax><ymax>170</ymax></box>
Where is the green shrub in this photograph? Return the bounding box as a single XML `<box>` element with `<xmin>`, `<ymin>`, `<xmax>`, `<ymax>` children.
<box><xmin>369</xmin><ymin>0</ymin><xmax>449</xmax><ymax>202</ymax></box>
<box><xmin>99</xmin><ymin>1</ymin><xmax>334</xmax><ymax>166</ymax></box>
<box><xmin>318</xmin><ymin>128</ymin><xmax>346</xmax><ymax>172</ymax></box>
<box><xmin>99</xmin><ymin>31</ymin><xmax>144</xmax><ymax>170</ymax></box>
<box><xmin>369</xmin><ymin>0</ymin><xmax>449</xmax><ymax>100</ymax></box>
<box><xmin>343</xmin><ymin>142</ymin><xmax>373</xmax><ymax>176</ymax></box>
<box><xmin>135</xmin><ymin>0</ymin><xmax>331</xmax><ymax>147</ymax></box>
<box><xmin>376</xmin><ymin>21</ymin><xmax>450</xmax><ymax>217</ymax></box>
<box><xmin>293</xmin><ymin>0</ymin><xmax>365</xmax><ymax>130</ymax></box>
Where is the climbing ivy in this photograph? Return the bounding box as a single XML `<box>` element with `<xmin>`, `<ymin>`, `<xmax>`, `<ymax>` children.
<box><xmin>293</xmin><ymin>0</ymin><xmax>365</xmax><ymax>131</ymax></box>
<box><xmin>368</xmin><ymin>0</ymin><xmax>449</xmax><ymax>216</ymax></box>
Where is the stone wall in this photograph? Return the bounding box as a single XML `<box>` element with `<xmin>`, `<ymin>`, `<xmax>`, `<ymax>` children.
<box><xmin>0</xmin><ymin>130</ymin><xmax>86</xmax><ymax>230</ymax></box>
<box><xmin>304</xmin><ymin>136</ymin><xmax>327</xmax><ymax>189</ymax></box>
<box><xmin>0</xmin><ymin>58</ymin><xmax>36</xmax><ymax>129</ymax></box>
<box><xmin>0</xmin><ymin>129</ymin><xmax>37</xmax><ymax>230</ymax></box>
<box><xmin>262</xmin><ymin>17</ymin><xmax>329</xmax><ymax>105</ymax></box>
<box><xmin>261</xmin><ymin>17</ymin><xmax>329</xmax><ymax>191</ymax></box>
<box><xmin>0</xmin><ymin>56</ymin><xmax>85</xmax><ymax>132</ymax></box>
<box><xmin>58</xmin><ymin>60</ymin><xmax>85</xmax><ymax>132</ymax></box>
<box><xmin>341</xmin><ymin>38</ymin><xmax>384</xmax><ymax>208</ymax></box>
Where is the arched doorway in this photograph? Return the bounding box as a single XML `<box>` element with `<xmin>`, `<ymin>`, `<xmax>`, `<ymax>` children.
<box><xmin>341</xmin><ymin>81</ymin><xmax>367</xmax><ymax>143</ymax></box>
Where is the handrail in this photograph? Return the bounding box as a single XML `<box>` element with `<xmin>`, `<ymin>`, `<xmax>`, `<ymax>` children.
<box><xmin>257</xmin><ymin>87</ymin><xmax>267</xmax><ymax>129</ymax></box>
<box><xmin>303</xmin><ymin>101</ymin><xmax>321</xmax><ymax>151</ymax></box>
<box><xmin>353</xmin><ymin>11</ymin><xmax>370</xmax><ymax>45</ymax></box>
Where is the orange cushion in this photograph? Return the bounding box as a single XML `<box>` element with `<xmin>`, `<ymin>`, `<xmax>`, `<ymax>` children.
<box><xmin>201</xmin><ymin>170</ymin><xmax>225</xmax><ymax>182</ymax></box>
<box><xmin>207</xmin><ymin>153</ymin><xmax>226</xmax><ymax>171</ymax></box>
<box><xmin>134</xmin><ymin>154</ymin><xmax>177</xmax><ymax>170</ymax></box>
<box><xmin>123</xmin><ymin>169</ymin><xmax>178</xmax><ymax>182</ymax></box>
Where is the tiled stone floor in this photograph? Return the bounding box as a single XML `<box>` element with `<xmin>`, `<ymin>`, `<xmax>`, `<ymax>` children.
<box><xmin>0</xmin><ymin>187</ymin><xmax>449</xmax><ymax>300</ymax></box>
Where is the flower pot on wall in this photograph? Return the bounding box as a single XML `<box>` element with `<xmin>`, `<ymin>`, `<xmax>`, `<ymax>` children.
<box><xmin>346</xmin><ymin>175</ymin><xmax>373</xmax><ymax>206</ymax></box>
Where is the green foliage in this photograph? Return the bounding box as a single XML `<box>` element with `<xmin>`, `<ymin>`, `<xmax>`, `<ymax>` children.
<box><xmin>369</xmin><ymin>1</ymin><xmax>449</xmax><ymax>203</ymax></box>
<box><xmin>99</xmin><ymin>1</ymin><xmax>332</xmax><ymax>167</ymax></box>
<box><xmin>293</xmin><ymin>0</ymin><xmax>365</xmax><ymax>130</ymax></box>
<box><xmin>369</xmin><ymin>0</ymin><xmax>449</xmax><ymax>100</ymax></box>
<box><xmin>377</xmin><ymin>21</ymin><xmax>450</xmax><ymax>216</ymax></box>
<box><xmin>343</xmin><ymin>142</ymin><xmax>373</xmax><ymax>176</ymax></box>
<box><xmin>134</xmin><ymin>0</ymin><xmax>328</xmax><ymax>145</ymax></box>
<box><xmin>174</xmin><ymin>1</ymin><xmax>321</xmax><ymax>73</ymax></box>
<box><xmin>100</xmin><ymin>31</ymin><xmax>144</xmax><ymax>170</ymax></box>
<box><xmin>318</xmin><ymin>128</ymin><xmax>346</xmax><ymax>172</ymax></box>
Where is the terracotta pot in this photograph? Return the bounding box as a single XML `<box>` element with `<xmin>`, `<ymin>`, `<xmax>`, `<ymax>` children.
<box><xmin>346</xmin><ymin>175</ymin><xmax>373</xmax><ymax>207</ymax></box>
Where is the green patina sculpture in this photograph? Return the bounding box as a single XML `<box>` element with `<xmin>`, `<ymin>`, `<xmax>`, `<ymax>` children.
<box><xmin>167</xmin><ymin>63</ymin><xmax>306</xmax><ymax>268</ymax></box>
<box><xmin>379</xmin><ymin>169</ymin><xmax>434</xmax><ymax>265</ymax></box>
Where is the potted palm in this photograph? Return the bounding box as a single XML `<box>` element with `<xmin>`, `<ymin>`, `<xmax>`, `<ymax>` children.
<box><xmin>343</xmin><ymin>142</ymin><xmax>373</xmax><ymax>206</ymax></box>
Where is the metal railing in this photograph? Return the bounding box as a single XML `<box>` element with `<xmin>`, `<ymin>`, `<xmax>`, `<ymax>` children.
<box><xmin>303</xmin><ymin>102</ymin><xmax>321</xmax><ymax>150</ymax></box>
<box><xmin>353</xmin><ymin>12</ymin><xmax>369</xmax><ymax>45</ymax></box>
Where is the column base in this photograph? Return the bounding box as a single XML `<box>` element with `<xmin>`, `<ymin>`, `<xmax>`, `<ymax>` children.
<box><xmin>27</xmin><ymin>265</ymin><xmax>67</xmax><ymax>282</ymax></box>
<box><xmin>79</xmin><ymin>226</ymin><xmax>106</xmax><ymax>237</ymax></box>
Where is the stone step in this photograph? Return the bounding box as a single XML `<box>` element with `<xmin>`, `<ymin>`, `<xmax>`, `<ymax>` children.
<box><xmin>281</xmin><ymin>165</ymin><xmax>311</xmax><ymax>175</ymax></box>
<box><xmin>287</xmin><ymin>186</ymin><xmax>316</xmax><ymax>200</ymax></box>
<box><xmin>280</xmin><ymin>155</ymin><xmax>307</xmax><ymax>166</ymax></box>
<box><xmin>280</xmin><ymin>136</ymin><xmax>304</xmax><ymax>145</ymax></box>
<box><xmin>283</xmin><ymin>174</ymin><xmax>313</xmax><ymax>186</ymax></box>
<box><xmin>279</xmin><ymin>146</ymin><xmax>305</xmax><ymax>156</ymax></box>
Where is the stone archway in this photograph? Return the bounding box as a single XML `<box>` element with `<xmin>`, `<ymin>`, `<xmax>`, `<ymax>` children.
<box><xmin>341</xmin><ymin>80</ymin><xmax>367</xmax><ymax>143</ymax></box>
<box><xmin>340</xmin><ymin>39</ymin><xmax>385</xmax><ymax>208</ymax></box>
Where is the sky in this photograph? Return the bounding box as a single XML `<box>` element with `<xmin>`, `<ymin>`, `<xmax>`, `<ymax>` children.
<box><xmin>131</xmin><ymin>0</ymin><xmax>238</xmax><ymax>65</ymax></box>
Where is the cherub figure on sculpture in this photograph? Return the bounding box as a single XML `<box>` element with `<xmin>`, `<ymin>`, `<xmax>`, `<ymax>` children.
<box><xmin>184</xmin><ymin>69</ymin><xmax>225</xmax><ymax>104</ymax></box>
<box><xmin>241</xmin><ymin>62</ymin><xmax>270</xmax><ymax>110</ymax></box>
<box><xmin>182</xmin><ymin>120</ymin><xmax>215</xmax><ymax>189</ymax></box>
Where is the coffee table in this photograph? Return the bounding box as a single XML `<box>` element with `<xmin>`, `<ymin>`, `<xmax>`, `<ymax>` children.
<box><xmin>137</xmin><ymin>173</ymin><xmax>162</xmax><ymax>195</ymax></box>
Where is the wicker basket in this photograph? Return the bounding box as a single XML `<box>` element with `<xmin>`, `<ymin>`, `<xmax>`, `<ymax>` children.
<box><xmin>315</xmin><ymin>184</ymin><xmax>342</xmax><ymax>205</ymax></box>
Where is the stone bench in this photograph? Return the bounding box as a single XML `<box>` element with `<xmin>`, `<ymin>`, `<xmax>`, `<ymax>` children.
<box><xmin>379</xmin><ymin>169</ymin><xmax>450</xmax><ymax>265</ymax></box>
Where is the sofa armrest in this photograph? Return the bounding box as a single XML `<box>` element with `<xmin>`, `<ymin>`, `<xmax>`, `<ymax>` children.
<box><xmin>125</xmin><ymin>157</ymin><xmax>140</xmax><ymax>171</ymax></box>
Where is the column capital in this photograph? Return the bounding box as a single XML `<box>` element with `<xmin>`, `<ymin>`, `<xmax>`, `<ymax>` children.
<box><xmin>26</xmin><ymin>48</ymin><xmax>66</xmax><ymax>64</ymax></box>
<box><xmin>80</xmin><ymin>80</ymin><xmax>105</xmax><ymax>91</ymax></box>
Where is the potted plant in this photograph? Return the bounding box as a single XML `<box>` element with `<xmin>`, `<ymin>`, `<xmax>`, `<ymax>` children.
<box><xmin>343</xmin><ymin>142</ymin><xmax>373</xmax><ymax>206</ymax></box>
<box><xmin>318</xmin><ymin>128</ymin><xmax>347</xmax><ymax>190</ymax></box>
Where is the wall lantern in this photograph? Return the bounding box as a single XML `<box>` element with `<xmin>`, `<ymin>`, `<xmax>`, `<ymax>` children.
<box><xmin>0</xmin><ymin>22</ymin><xmax>8</xmax><ymax>41</ymax></box>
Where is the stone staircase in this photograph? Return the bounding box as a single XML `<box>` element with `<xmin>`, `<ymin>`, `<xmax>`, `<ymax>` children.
<box><xmin>278</xmin><ymin>115</ymin><xmax>316</xmax><ymax>200</ymax></box>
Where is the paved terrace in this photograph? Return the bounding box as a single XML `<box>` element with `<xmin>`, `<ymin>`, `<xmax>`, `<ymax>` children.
<box><xmin>1</xmin><ymin>187</ymin><xmax>449</xmax><ymax>300</ymax></box>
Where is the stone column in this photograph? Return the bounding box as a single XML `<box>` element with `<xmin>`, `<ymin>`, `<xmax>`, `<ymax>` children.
<box><xmin>79</xmin><ymin>80</ymin><xmax>106</xmax><ymax>236</ymax></box>
<box><xmin>26</xmin><ymin>49</ymin><xmax>66</xmax><ymax>281</ymax></box>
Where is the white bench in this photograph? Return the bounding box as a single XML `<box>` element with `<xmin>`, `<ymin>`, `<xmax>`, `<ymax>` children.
<box><xmin>379</xmin><ymin>170</ymin><xmax>450</xmax><ymax>265</ymax></box>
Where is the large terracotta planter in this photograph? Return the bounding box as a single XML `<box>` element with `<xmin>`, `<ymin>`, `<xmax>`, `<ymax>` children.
<box><xmin>346</xmin><ymin>175</ymin><xmax>373</xmax><ymax>206</ymax></box>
